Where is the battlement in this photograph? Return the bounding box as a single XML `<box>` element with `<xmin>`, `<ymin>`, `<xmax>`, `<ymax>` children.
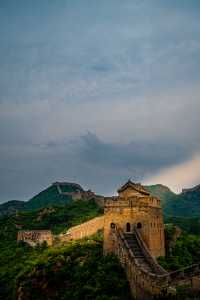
<box><xmin>104</xmin><ymin>196</ymin><xmax>161</xmax><ymax>209</ymax></box>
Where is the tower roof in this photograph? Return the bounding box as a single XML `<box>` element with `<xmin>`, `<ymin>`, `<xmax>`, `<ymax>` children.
<box><xmin>118</xmin><ymin>180</ymin><xmax>150</xmax><ymax>196</ymax></box>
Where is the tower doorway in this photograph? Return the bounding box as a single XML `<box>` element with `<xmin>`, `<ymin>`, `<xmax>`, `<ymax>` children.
<box><xmin>126</xmin><ymin>222</ymin><xmax>131</xmax><ymax>232</ymax></box>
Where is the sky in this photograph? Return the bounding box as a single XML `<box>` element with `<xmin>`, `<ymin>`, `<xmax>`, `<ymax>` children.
<box><xmin>0</xmin><ymin>0</ymin><xmax>200</xmax><ymax>202</ymax></box>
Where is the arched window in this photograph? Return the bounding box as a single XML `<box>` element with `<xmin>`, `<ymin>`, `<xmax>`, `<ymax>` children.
<box><xmin>137</xmin><ymin>222</ymin><xmax>142</xmax><ymax>229</ymax></box>
<box><xmin>110</xmin><ymin>223</ymin><xmax>115</xmax><ymax>229</ymax></box>
<box><xmin>126</xmin><ymin>222</ymin><xmax>131</xmax><ymax>232</ymax></box>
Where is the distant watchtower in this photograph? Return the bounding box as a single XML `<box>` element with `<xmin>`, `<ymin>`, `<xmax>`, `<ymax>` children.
<box><xmin>103</xmin><ymin>180</ymin><xmax>165</xmax><ymax>257</ymax></box>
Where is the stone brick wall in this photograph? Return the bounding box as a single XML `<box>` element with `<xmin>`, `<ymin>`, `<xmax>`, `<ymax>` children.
<box><xmin>103</xmin><ymin>195</ymin><xmax>165</xmax><ymax>258</ymax></box>
<box><xmin>59</xmin><ymin>216</ymin><xmax>104</xmax><ymax>242</ymax></box>
<box><xmin>112</xmin><ymin>227</ymin><xmax>169</xmax><ymax>300</ymax></box>
<box><xmin>53</xmin><ymin>182</ymin><xmax>105</xmax><ymax>206</ymax></box>
<box><xmin>17</xmin><ymin>230</ymin><xmax>53</xmax><ymax>246</ymax></box>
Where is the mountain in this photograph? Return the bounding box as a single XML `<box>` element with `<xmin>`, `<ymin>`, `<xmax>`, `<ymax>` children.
<box><xmin>0</xmin><ymin>182</ymin><xmax>100</xmax><ymax>216</ymax></box>
<box><xmin>25</xmin><ymin>183</ymin><xmax>72</xmax><ymax>211</ymax></box>
<box><xmin>1</xmin><ymin>181</ymin><xmax>200</xmax><ymax>218</ymax></box>
<box><xmin>146</xmin><ymin>183</ymin><xmax>200</xmax><ymax>217</ymax></box>
<box><xmin>0</xmin><ymin>200</ymin><xmax>25</xmax><ymax>217</ymax></box>
<box><xmin>146</xmin><ymin>184</ymin><xmax>177</xmax><ymax>205</ymax></box>
<box><xmin>167</xmin><ymin>185</ymin><xmax>200</xmax><ymax>217</ymax></box>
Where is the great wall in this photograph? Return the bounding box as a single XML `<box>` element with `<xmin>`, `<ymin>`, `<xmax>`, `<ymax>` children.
<box><xmin>53</xmin><ymin>181</ymin><xmax>104</xmax><ymax>206</ymax></box>
<box><xmin>17</xmin><ymin>181</ymin><xmax>200</xmax><ymax>299</ymax></box>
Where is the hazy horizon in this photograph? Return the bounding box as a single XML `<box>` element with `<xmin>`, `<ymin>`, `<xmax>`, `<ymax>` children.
<box><xmin>1</xmin><ymin>1</ymin><xmax>200</xmax><ymax>203</ymax></box>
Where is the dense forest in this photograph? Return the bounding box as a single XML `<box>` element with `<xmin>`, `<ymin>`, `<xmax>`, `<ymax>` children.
<box><xmin>1</xmin><ymin>233</ymin><xmax>132</xmax><ymax>300</ymax></box>
<box><xmin>158</xmin><ymin>225</ymin><xmax>200</xmax><ymax>271</ymax></box>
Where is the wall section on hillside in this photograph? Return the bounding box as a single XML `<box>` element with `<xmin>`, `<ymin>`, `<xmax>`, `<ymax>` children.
<box><xmin>17</xmin><ymin>230</ymin><xmax>53</xmax><ymax>246</ymax></box>
<box><xmin>59</xmin><ymin>216</ymin><xmax>104</xmax><ymax>242</ymax></box>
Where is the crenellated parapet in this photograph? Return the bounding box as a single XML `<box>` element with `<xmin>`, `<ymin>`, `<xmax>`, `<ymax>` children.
<box><xmin>112</xmin><ymin>225</ymin><xmax>169</xmax><ymax>299</ymax></box>
<box><xmin>104</xmin><ymin>196</ymin><xmax>161</xmax><ymax>209</ymax></box>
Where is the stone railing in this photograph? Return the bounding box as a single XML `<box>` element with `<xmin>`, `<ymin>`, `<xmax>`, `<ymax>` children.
<box><xmin>134</xmin><ymin>228</ymin><xmax>167</xmax><ymax>275</ymax></box>
<box><xmin>113</xmin><ymin>226</ymin><xmax>170</xmax><ymax>299</ymax></box>
<box><xmin>169</xmin><ymin>263</ymin><xmax>200</xmax><ymax>283</ymax></box>
<box><xmin>113</xmin><ymin>226</ymin><xmax>200</xmax><ymax>298</ymax></box>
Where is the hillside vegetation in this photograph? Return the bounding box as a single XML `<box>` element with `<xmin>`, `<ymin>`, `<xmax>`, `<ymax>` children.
<box><xmin>0</xmin><ymin>185</ymin><xmax>72</xmax><ymax>217</ymax></box>
<box><xmin>158</xmin><ymin>226</ymin><xmax>200</xmax><ymax>271</ymax></box>
<box><xmin>0</xmin><ymin>182</ymin><xmax>94</xmax><ymax>216</ymax></box>
<box><xmin>0</xmin><ymin>200</ymin><xmax>25</xmax><ymax>217</ymax></box>
<box><xmin>0</xmin><ymin>199</ymin><xmax>104</xmax><ymax>300</ymax></box>
<box><xmin>25</xmin><ymin>185</ymin><xmax>72</xmax><ymax>211</ymax></box>
<box><xmin>147</xmin><ymin>184</ymin><xmax>200</xmax><ymax>217</ymax></box>
<box><xmin>15</xmin><ymin>236</ymin><xmax>132</xmax><ymax>300</ymax></box>
<box><xmin>1</xmin><ymin>182</ymin><xmax>200</xmax><ymax>299</ymax></box>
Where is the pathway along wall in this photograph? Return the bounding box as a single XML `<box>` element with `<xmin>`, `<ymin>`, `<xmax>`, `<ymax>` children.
<box><xmin>112</xmin><ymin>226</ymin><xmax>169</xmax><ymax>300</ymax></box>
<box><xmin>59</xmin><ymin>216</ymin><xmax>104</xmax><ymax>242</ymax></box>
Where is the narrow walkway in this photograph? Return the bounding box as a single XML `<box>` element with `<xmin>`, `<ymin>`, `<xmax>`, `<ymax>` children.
<box><xmin>123</xmin><ymin>231</ymin><xmax>166</xmax><ymax>275</ymax></box>
<box><xmin>124</xmin><ymin>233</ymin><xmax>155</xmax><ymax>273</ymax></box>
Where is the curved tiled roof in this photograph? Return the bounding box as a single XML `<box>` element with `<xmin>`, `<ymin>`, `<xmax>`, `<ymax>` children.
<box><xmin>117</xmin><ymin>180</ymin><xmax>150</xmax><ymax>196</ymax></box>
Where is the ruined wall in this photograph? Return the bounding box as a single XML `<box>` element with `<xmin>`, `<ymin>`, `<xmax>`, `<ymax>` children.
<box><xmin>59</xmin><ymin>216</ymin><xmax>104</xmax><ymax>242</ymax></box>
<box><xmin>17</xmin><ymin>230</ymin><xmax>53</xmax><ymax>246</ymax></box>
<box><xmin>54</xmin><ymin>182</ymin><xmax>105</xmax><ymax>206</ymax></box>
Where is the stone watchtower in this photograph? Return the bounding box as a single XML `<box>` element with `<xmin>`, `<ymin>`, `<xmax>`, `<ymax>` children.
<box><xmin>103</xmin><ymin>180</ymin><xmax>165</xmax><ymax>258</ymax></box>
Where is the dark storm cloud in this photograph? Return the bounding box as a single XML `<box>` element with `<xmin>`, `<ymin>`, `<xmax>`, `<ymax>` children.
<box><xmin>0</xmin><ymin>0</ymin><xmax>200</xmax><ymax>201</ymax></box>
<box><xmin>79</xmin><ymin>132</ymin><xmax>194</xmax><ymax>176</ymax></box>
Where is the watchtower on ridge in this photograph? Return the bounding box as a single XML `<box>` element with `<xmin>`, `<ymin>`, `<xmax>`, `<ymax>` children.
<box><xmin>103</xmin><ymin>180</ymin><xmax>165</xmax><ymax>258</ymax></box>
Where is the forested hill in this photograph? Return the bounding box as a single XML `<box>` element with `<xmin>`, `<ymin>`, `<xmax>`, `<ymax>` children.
<box><xmin>146</xmin><ymin>184</ymin><xmax>200</xmax><ymax>217</ymax></box>
<box><xmin>26</xmin><ymin>184</ymin><xmax>72</xmax><ymax>211</ymax></box>
<box><xmin>0</xmin><ymin>198</ymin><xmax>131</xmax><ymax>300</ymax></box>
<box><xmin>0</xmin><ymin>182</ymin><xmax>97</xmax><ymax>216</ymax></box>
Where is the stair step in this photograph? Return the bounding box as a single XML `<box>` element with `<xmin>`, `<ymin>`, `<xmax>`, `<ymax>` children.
<box><xmin>124</xmin><ymin>232</ymin><xmax>156</xmax><ymax>273</ymax></box>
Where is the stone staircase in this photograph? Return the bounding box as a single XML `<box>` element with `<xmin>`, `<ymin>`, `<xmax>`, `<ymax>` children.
<box><xmin>123</xmin><ymin>232</ymin><xmax>166</xmax><ymax>275</ymax></box>
<box><xmin>124</xmin><ymin>233</ymin><xmax>155</xmax><ymax>273</ymax></box>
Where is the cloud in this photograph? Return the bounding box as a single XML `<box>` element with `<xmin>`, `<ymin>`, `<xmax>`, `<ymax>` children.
<box><xmin>0</xmin><ymin>1</ymin><xmax>200</xmax><ymax>201</ymax></box>
<box><xmin>144</xmin><ymin>153</ymin><xmax>200</xmax><ymax>193</ymax></box>
<box><xmin>79</xmin><ymin>132</ymin><xmax>189</xmax><ymax>173</ymax></box>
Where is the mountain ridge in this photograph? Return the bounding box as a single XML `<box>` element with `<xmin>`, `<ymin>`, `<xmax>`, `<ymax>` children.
<box><xmin>1</xmin><ymin>182</ymin><xmax>200</xmax><ymax>217</ymax></box>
